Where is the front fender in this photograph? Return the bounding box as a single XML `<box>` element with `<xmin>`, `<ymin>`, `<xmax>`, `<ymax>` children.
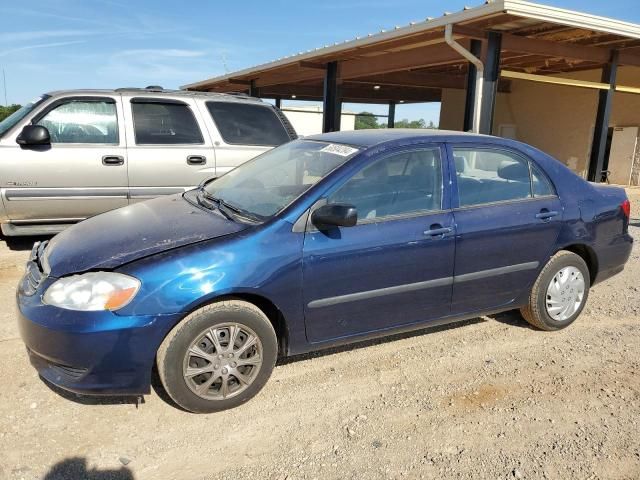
<box><xmin>114</xmin><ymin>220</ymin><xmax>305</xmax><ymax>342</ymax></box>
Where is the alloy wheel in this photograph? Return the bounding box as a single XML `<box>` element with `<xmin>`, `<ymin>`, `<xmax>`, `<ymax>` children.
<box><xmin>183</xmin><ymin>323</ymin><xmax>263</xmax><ymax>400</ymax></box>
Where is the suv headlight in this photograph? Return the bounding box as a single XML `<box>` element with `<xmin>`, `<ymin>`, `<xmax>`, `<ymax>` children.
<box><xmin>43</xmin><ymin>272</ymin><xmax>140</xmax><ymax>311</ymax></box>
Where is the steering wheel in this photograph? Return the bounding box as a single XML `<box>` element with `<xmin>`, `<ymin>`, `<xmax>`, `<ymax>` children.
<box><xmin>61</xmin><ymin>123</ymin><xmax>102</xmax><ymax>141</ymax></box>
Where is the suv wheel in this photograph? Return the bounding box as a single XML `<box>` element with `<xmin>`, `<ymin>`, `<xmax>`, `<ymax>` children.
<box><xmin>520</xmin><ymin>251</ymin><xmax>590</xmax><ymax>331</ymax></box>
<box><xmin>157</xmin><ymin>300</ymin><xmax>278</xmax><ymax>413</ymax></box>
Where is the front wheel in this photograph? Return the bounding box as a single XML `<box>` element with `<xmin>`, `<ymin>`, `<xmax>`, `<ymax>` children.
<box><xmin>157</xmin><ymin>300</ymin><xmax>278</xmax><ymax>413</ymax></box>
<box><xmin>520</xmin><ymin>251</ymin><xmax>590</xmax><ymax>331</ymax></box>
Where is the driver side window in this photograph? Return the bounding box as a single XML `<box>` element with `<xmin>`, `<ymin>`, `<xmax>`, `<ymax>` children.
<box><xmin>36</xmin><ymin>100</ymin><xmax>119</xmax><ymax>144</ymax></box>
<box><xmin>329</xmin><ymin>147</ymin><xmax>443</xmax><ymax>222</ymax></box>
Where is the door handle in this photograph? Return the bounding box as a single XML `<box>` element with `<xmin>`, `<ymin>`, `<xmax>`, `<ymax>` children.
<box><xmin>535</xmin><ymin>210</ymin><xmax>559</xmax><ymax>220</ymax></box>
<box><xmin>187</xmin><ymin>155</ymin><xmax>207</xmax><ymax>165</ymax></box>
<box><xmin>424</xmin><ymin>225</ymin><xmax>453</xmax><ymax>237</ymax></box>
<box><xmin>102</xmin><ymin>155</ymin><xmax>124</xmax><ymax>166</ymax></box>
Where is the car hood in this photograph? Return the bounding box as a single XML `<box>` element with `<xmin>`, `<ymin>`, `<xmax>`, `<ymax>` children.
<box><xmin>44</xmin><ymin>192</ymin><xmax>249</xmax><ymax>277</ymax></box>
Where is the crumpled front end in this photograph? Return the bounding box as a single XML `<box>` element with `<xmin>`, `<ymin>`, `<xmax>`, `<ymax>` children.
<box><xmin>17</xmin><ymin>242</ymin><xmax>181</xmax><ymax>395</ymax></box>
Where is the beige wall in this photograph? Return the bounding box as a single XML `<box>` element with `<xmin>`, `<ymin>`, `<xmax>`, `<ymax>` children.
<box><xmin>439</xmin><ymin>66</ymin><xmax>640</xmax><ymax>178</ymax></box>
<box><xmin>439</xmin><ymin>88</ymin><xmax>466</xmax><ymax>132</ymax></box>
<box><xmin>281</xmin><ymin>106</ymin><xmax>355</xmax><ymax>136</ymax></box>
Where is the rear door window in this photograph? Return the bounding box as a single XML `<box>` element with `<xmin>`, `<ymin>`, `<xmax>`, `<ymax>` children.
<box><xmin>530</xmin><ymin>162</ymin><xmax>556</xmax><ymax>197</ymax></box>
<box><xmin>206</xmin><ymin>101</ymin><xmax>290</xmax><ymax>146</ymax></box>
<box><xmin>453</xmin><ymin>148</ymin><xmax>533</xmax><ymax>207</ymax></box>
<box><xmin>131</xmin><ymin>100</ymin><xmax>204</xmax><ymax>145</ymax></box>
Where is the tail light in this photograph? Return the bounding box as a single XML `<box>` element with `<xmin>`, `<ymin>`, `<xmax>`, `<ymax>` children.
<box><xmin>621</xmin><ymin>199</ymin><xmax>631</xmax><ymax>220</ymax></box>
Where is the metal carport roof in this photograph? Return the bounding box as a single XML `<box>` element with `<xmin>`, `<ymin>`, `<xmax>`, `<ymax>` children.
<box><xmin>182</xmin><ymin>0</ymin><xmax>640</xmax><ymax>103</ymax></box>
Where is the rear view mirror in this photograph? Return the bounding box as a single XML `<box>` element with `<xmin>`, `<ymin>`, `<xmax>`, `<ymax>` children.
<box><xmin>17</xmin><ymin>125</ymin><xmax>51</xmax><ymax>146</ymax></box>
<box><xmin>311</xmin><ymin>203</ymin><xmax>357</xmax><ymax>228</ymax></box>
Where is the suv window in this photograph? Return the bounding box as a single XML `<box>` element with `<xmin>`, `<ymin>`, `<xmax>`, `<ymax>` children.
<box><xmin>132</xmin><ymin>101</ymin><xmax>203</xmax><ymax>145</ymax></box>
<box><xmin>36</xmin><ymin>99</ymin><xmax>118</xmax><ymax>144</ymax></box>
<box><xmin>206</xmin><ymin>102</ymin><xmax>290</xmax><ymax>146</ymax></box>
<box><xmin>454</xmin><ymin>148</ymin><xmax>538</xmax><ymax>207</ymax></box>
<box><xmin>0</xmin><ymin>95</ymin><xmax>50</xmax><ymax>139</ymax></box>
<box><xmin>330</xmin><ymin>148</ymin><xmax>442</xmax><ymax>222</ymax></box>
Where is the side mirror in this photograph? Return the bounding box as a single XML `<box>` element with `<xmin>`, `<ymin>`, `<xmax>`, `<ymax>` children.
<box><xmin>17</xmin><ymin>125</ymin><xmax>51</xmax><ymax>146</ymax></box>
<box><xmin>311</xmin><ymin>203</ymin><xmax>357</xmax><ymax>228</ymax></box>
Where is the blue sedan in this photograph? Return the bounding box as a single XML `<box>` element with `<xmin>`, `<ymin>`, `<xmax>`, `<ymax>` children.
<box><xmin>17</xmin><ymin>130</ymin><xmax>633</xmax><ymax>413</ymax></box>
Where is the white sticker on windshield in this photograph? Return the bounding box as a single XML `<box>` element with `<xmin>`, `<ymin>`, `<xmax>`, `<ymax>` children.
<box><xmin>320</xmin><ymin>144</ymin><xmax>359</xmax><ymax>157</ymax></box>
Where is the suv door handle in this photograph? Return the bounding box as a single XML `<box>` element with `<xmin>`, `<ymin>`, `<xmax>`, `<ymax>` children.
<box><xmin>424</xmin><ymin>225</ymin><xmax>453</xmax><ymax>237</ymax></box>
<box><xmin>187</xmin><ymin>155</ymin><xmax>206</xmax><ymax>165</ymax></box>
<box><xmin>535</xmin><ymin>210</ymin><xmax>559</xmax><ymax>220</ymax></box>
<box><xmin>102</xmin><ymin>155</ymin><xmax>124</xmax><ymax>166</ymax></box>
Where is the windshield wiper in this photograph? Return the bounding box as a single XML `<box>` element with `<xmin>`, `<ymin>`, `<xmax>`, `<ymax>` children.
<box><xmin>195</xmin><ymin>189</ymin><xmax>215</xmax><ymax>209</ymax></box>
<box><xmin>198</xmin><ymin>188</ymin><xmax>262</xmax><ymax>223</ymax></box>
<box><xmin>196</xmin><ymin>189</ymin><xmax>233</xmax><ymax>220</ymax></box>
<box><xmin>218</xmin><ymin>198</ymin><xmax>263</xmax><ymax>223</ymax></box>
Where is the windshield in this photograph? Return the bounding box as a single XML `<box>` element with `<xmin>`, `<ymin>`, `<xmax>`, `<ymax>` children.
<box><xmin>0</xmin><ymin>95</ymin><xmax>50</xmax><ymax>139</ymax></box>
<box><xmin>203</xmin><ymin>139</ymin><xmax>360</xmax><ymax>219</ymax></box>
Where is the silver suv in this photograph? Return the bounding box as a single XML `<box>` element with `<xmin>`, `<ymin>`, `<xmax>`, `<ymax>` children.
<box><xmin>0</xmin><ymin>88</ymin><xmax>297</xmax><ymax>236</ymax></box>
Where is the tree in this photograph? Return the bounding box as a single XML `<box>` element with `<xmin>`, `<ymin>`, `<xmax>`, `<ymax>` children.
<box><xmin>356</xmin><ymin>112</ymin><xmax>438</xmax><ymax>130</ymax></box>
<box><xmin>0</xmin><ymin>104</ymin><xmax>21</xmax><ymax>122</ymax></box>
<box><xmin>355</xmin><ymin>112</ymin><xmax>381</xmax><ymax>130</ymax></box>
<box><xmin>393</xmin><ymin>118</ymin><xmax>436</xmax><ymax>129</ymax></box>
<box><xmin>395</xmin><ymin>118</ymin><xmax>424</xmax><ymax>129</ymax></box>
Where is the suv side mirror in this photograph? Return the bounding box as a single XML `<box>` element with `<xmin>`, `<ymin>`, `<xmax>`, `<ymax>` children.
<box><xmin>311</xmin><ymin>203</ymin><xmax>357</xmax><ymax>228</ymax></box>
<box><xmin>17</xmin><ymin>125</ymin><xmax>51</xmax><ymax>146</ymax></box>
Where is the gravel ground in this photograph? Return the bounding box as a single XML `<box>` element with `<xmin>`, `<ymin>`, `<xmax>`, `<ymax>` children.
<box><xmin>0</xmin><ymin>189</ymin><xmax>638</xmax><ymax>480</ymax></box>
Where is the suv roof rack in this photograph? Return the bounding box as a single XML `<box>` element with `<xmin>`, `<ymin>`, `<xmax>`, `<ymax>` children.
<box><xmin>114</xmin><ymin>87</ymin><xmax>160</xmax><ymax>93</ymax></box>
<box><xmin>111</xmin><ymin>87</ymin><xmax>261</xmax><ymax>102</ymax></box>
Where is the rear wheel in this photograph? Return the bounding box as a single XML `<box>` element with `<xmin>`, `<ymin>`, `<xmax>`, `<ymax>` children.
<box><xmin>157</xmin><ymin>300</ymin><xmax>278</xmax><ymax>413</ymax></box>
<box><xmin>520</xmin><ymin>251</ymin><xmax>590</xmax><ymax>331</ymax></box>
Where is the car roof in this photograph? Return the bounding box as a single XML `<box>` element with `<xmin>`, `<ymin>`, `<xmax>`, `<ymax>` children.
<box><xmin>305</xmin><ymin>129</ymin><xmax>499</xmax><ymax>148</ymax></box>
<box><xmin>43</xmin><ymin>88</ymin><xmax>267</xmax><ymax>104</ymax></box>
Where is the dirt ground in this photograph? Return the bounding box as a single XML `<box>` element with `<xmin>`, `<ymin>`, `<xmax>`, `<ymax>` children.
<box><xmin>1</xmin><ymin>189</ymin><xmax>639</xmax><ymax>480</ymax></box>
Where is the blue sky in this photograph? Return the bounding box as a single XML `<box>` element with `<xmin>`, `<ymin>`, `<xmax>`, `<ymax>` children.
<box><xmin>1</xmin><ymin>0</ymin><xmax>638</xmax><ymax>124</ymax></box>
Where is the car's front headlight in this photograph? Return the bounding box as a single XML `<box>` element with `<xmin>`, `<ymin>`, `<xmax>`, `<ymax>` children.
<box><xmin>43</xmin><ymin>272</ymin><xmax>140</xmax><ymax>311</ymax></box>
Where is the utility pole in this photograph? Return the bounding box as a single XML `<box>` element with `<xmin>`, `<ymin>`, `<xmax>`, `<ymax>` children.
<box><xmin>2</xmin><ymin>69</ymin><xmax>7</xmax><ymax>106</ymax></box>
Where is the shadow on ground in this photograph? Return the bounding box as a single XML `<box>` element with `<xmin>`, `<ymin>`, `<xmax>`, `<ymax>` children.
<box><xmin>277</xmin><ymin>310</ymin><xmax>531</xmax><ymax>366</ymax></box>
<box><xmin>42</xmin><ymin>457</ymin><xmax>133</xmax><ymax>480</ymax></box>
<box><xmin>488</xmin><ymin>309</ymin><xmax>536</xmax><ymax>330</ymax></box>
<box><xmin>1</xmin><ymin>234</ymin><xmax>52</xmax><ymax>251</ymax></box>
<box><xmin>278</xmin><ymin>317</ymin><xmax>483</xmax><ymax>365</ymax></box>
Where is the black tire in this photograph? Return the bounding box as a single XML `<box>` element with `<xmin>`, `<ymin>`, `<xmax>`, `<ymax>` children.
<box><xmin>520</xmin><ymin>251</ymin><xmax>591</xmax><ymax>331</ymax></box>
<box><xmin>157</xmin><ymin>300</ymin><xmax>278</xmax><ymax>413</ymax></box>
